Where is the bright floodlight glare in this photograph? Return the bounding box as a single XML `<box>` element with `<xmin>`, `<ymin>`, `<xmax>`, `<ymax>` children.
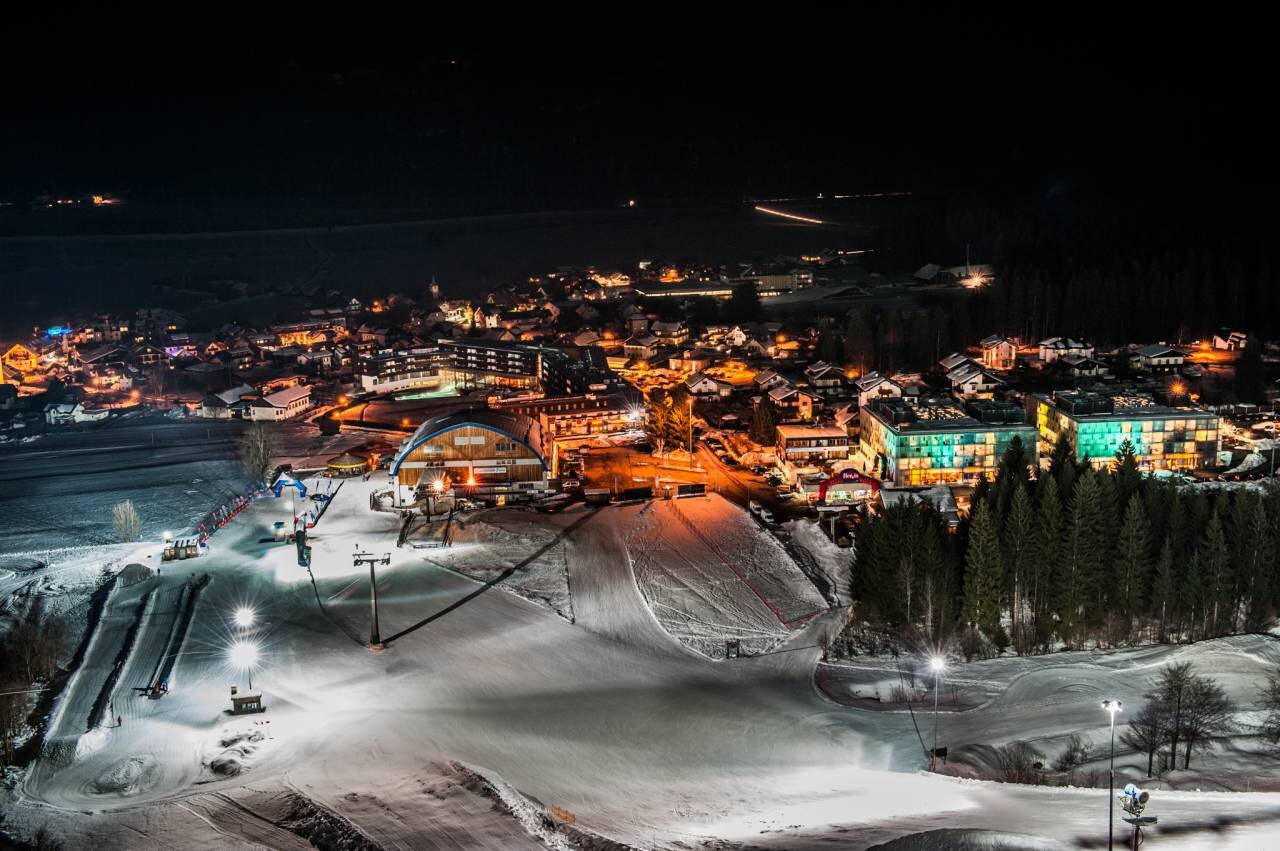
<box><xmin>228</xmin><ymin>640</ymin><xmax>260</xmax><ymax>670</ymax></box>
<box><xmin>929</xmin><ymin>656</ymin><xmax>945</xmax><ymax>673</ymax></box>
<box><xmin>432</xmin><ymin>478</ymin><xmax>445</xmax><ymax>493</ymax></box>
<box><xmin>1103</xmin><ymin>699</ymin><xmax>1123</xmax><ymax>714</ymax></box>
<box><xmin>233</xmin><ymin>607</ymin><xmax>256</xmax><ymax>629</ymax></box>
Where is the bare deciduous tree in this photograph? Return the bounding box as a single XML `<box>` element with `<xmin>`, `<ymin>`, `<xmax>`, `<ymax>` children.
<box><xmin>1052</xmin><ymin>733</ymin><xmax>1093</xmax><ymax>776</ymax></box>
<box><xmin>112</xmin><ymin>499</ymin><xmax>141</xmax><ymax>543</ymax></box>
<box><xmin>995</xmin><ymin>741</ymin><xmax>1044</xmax><ymax>784</ymax></box>
<box><xmin>1179</xmin><ymin>676</ymin><xmax>1234</xmax><ymax>769</ymax></box>
<box><xmin>239</xmin><ymin>421</ymin><xmax>280</xmax><ymax>486</ymax></box>
<box><xmin>1121</xmin><ymin>701</ymin><xmax>1168</xmax><ymax>777</ymax></box>
<box><xmin>1260</xmin><ymin>672</ymin><xmax>1280</xmax><ymax>746</ymax></box>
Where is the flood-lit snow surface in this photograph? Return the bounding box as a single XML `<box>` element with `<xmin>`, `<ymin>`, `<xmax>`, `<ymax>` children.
<box><xmin>6</xmin><ymin>473</ymin><xmax>1280</xmax><ymax>848</ymax></box>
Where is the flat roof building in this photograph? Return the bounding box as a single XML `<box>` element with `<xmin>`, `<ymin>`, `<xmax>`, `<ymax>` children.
<box><xmin>860</xmin><ymin>397</ymin><xmax>1037</xmax><ymax>486</ymax></box>
<box><xmin>1030</xmin><ymin>390</ymin><xmax>1220</xmax><ymax>472</ymax></box>
<box><xmin>776</xmin><ymin>424</ymin><xmax>851</xmax><ymax>463</ymax></box>
<box><xmin>357</xmin><ymin>347</ymin><xmax>448</xmax><ymax>394</ymax></box>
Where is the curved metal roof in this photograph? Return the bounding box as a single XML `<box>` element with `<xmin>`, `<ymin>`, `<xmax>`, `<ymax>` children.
<box><xmin>392</xmin><ymin>409</ymin><xmax>546</xmax><ymax>474</ymax></box>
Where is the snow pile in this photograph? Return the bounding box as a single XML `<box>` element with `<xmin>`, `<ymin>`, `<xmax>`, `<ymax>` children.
<box><xmin>117</xmin><ymin>562</ymin><xmax>154</xmax><ymax>587</ymax></box>
<box><xmin>90</xmin><ymin>754</ymin><xmax>161</xmax><ymax>796</ymax></box>
<box><xmin>205</xmin><ymin>725</ymin><xmax>271</xmax><ymax>778</ymax></box>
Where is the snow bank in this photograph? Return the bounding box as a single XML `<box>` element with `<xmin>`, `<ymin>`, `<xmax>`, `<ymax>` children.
<box><xmin>869</xmin><ymin>828</ymin><xmax>1073</xmax><ymax>850</ymax></box>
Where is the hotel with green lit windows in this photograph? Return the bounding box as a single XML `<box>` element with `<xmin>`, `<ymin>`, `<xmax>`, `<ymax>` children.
<box><xmin>1030</xmin><ymin>390</ymin><xmax>1220</xmax><ymax>472</ymax></box>
<box><xmin>859</xmin><ymin>398</ymin><xmax>1038</xmax><ymax>486</ymax></box>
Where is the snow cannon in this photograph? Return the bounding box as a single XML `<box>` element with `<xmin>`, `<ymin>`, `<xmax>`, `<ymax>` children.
<box><xmin>1120</xmin><ymin>783</ymin><xmax>1150</xmax><ymax>816</ymax></box>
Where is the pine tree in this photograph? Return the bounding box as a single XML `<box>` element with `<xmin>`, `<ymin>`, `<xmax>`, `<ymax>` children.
<box><xmin>1113</xmin><ymin>439</ymin><xmax>1143</xmax><ymax>507</ymax></box>
<box><xmin>1245</xmin><ymin>497</ymin><xmax>1273</xmax><ymax>630</ymax></box>
<box><xmin>1034</xmin><ymin>475</ymin><xmax>1064</xmax><ymax>638</ymax></box>
<box><xmin>748</xmin><ymin>397</ymin><xmax>779</xmax><ymax>446</ymax></box>
<box><xmin>1200</xmin><ymin>510</ymin><xmax>1230</xmax><ymax>637</ymax></box>
<box><xmin>1151</xmin><ymin>538</ymin><xmax>1175</xmax><ymax>641</ymax></box>
<box><xmin>1059</xmin><ymin>472</ymin><xmax>1104</xmax><ymax>644</ymax></box>
<box><xmin>963</xmin><ymin>501</ymin><xmax>1003</xmax><ymax>639</ymax></box>
<box><xmin>1003</xmin><ymin>482</ymin><xmax>1036</xmax><ymax>652</ymax></box>
<box><xmin>1112</xmin><ymin>494</ymin><xmax>1151</xmax><ymax>642</ymax></box>
<box><xmin>1179</xmin><ymin>550</ymin><xmax>1204</xmax><ymax>642</ymax></box>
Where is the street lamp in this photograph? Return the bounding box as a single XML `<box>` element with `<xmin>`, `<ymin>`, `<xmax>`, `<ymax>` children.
<box><xmin>929</xmin><ymin>655</ymin><xmax>945</xmax><ymax>771</ymax></box>
<box><xmin>233</xmin><ymin>607</ymin><xmax>256</xmax><ymax>630</ymax></box>
<box><xmin>228</xmin><ymin>640</ymin><xmax>260</xmax><ymax>692</ymax></box>
<box><xmin>430</xmin><ymin>476</ymin><xmax>445</xmax><ymax>517</ymax></box>
<box><xmin>1103</xmin><ymin>699</ymin><xmax>1123</xmax><ymax>850</ymax></box>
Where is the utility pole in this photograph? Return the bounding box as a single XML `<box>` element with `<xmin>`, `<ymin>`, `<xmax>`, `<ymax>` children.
<box><xmin>354</xmin><ymin>546</ymin><xmax>391</xmax><ymax>649</ymax></box>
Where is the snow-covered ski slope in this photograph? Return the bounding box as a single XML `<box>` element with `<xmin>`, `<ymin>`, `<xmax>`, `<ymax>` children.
<box><xmin>7</xmin><ymin>478</ymin><xmax>1280</xmax><ymax>849</ymax></box>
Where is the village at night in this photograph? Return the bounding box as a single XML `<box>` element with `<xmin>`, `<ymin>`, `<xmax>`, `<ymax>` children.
<box><xmin>2</xmin><ymin>47</ymin><xmax>1280</xmax><ymax>850</ymax></box>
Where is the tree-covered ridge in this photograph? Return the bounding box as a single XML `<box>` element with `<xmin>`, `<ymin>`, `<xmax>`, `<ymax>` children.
<box><xmin>852</xmin><ymin>437</ymin><xmax>1280</xmax><ymax>656</ymax></box>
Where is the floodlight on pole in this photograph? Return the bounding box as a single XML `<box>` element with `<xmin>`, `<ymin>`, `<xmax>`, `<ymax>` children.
<box><xmin>233</xmin><ymin>607</ymin><xmax>256</xmax><ymax>630</ymax></box>
<box><xmin>229</xmin><ymin>640</ymin><xmax>260</xmax><ymax>691</ymax></box>
<box><xmin>929</xmin><ymin>656</ymin><xmax>945</xmax><ymax>772</ymax></box>
<box><xmin>1103</xmin><ymin>699</ymin><xmax>1123</xmax><ymax>850</ymax></box>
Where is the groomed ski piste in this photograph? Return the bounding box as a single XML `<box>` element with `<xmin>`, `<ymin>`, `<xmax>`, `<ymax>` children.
<box><xmin>5</xmin><ymin>475</ymin><xmax>1280</xmax><ymax>849</ymax></box>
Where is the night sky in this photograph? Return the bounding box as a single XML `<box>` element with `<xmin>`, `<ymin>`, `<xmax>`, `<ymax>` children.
<box><xmin>3</xmin><ymin>45</ymin><xmax>1268</xmax><ymax>217</ymax></box>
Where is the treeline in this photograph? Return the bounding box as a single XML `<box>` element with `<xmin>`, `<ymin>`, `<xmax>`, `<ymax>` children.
<box><xmin>0</xmin><ymin>597</ymin><xmax>66</xmax><ymax>766</ymax></box>
<box><xmin>852</xmin><ymin>438</ymin><xmax>1280</xmax><ymax>656</ymax></box>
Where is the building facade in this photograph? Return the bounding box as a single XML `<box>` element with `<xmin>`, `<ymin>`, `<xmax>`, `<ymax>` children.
<box><xmin>389</xmin><ymin>410</ymin><xmax>552</xmax><ymax>503</ymax></box>
<box><xmin>1031</xmin><ymin>390</ymin><xmax>1220</xmax><ymax>472</ymax></box>
<box><xmin>246</xmin><ymin>385</ymin><xmax>313</xmax><ymax>421</ymax></box>
<box><xmin>860</xmin><ymin>398</ymin><xmax>1037</xmax><ymax>486</ymax></box>
<box><xmin>492</xmin><ymin>393</ymin><xmax>635</xmax><ymax>439</ymax></box>
<box><xmin>357</xmin><ymin>348</ymin><xmax>447</xmax><ymax>394</ymax></box>
<box><xmin>775</xmin><ymin>425</ymin><xmax>850</xmax><ymax>463</ymax></box>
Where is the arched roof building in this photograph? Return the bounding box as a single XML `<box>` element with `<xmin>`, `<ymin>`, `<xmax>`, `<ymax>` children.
<box><xmin>390</xmin><ymin>409</ymin><xmax>552</xmax><ymax>501</ymax></box>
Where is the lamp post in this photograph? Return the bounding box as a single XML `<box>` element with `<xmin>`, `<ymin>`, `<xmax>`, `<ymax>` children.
<box><xmin>929</xmin><ymin>656</ymin><xmax>945</xmax><ymax>771</ymax></box>
<box><xmin>233</xmin><ymin>607</ymin><xmax>255</xmax><ymax>631</ymax></box>
<box><xmin>1103</xmin><ymin>699</ymin><xmax>1123</xmax><ymax>850</ymax></box>
<box><xmin>229</xmin><ymin>640</ymin><xmax>260</xmax><ymax>692</ymax></box>
<box><xmin>430</xmin><ymin>476</ymin><xmax>445</xmax><ymax>518</ymax></box>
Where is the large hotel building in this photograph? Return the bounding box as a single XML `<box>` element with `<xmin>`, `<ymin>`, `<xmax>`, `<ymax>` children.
<box><xmin>1030</xmin><ymin>390</ymin><xmax>1220</xmax><ymax>472</ymax></box>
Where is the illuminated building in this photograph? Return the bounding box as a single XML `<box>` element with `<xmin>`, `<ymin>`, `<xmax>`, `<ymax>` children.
<box><xmin>492</xmin><ymin>392</ymin><xmax>634</xmax><ymax>438</ymax></box>
<box><xmin>390</xmin><ymin>410</ymin><xmax>551</xmax><ymax>503</ymax></box>
<box><xmin>246</xmin><ymin>385</ymin><xmax>313</xmax><ymax>421</ymax></box>
<box><xmin>357</xmin><ymin>347</ymin><xmax>447</xmax><ymax>394</ymax></box>
<box><xmin>776</xmin><ymin>425</ymin><xmax>850</xmax><ymax>463</ymax></box>
<box><xmin>859</xmin><ymin>398</ymin><xmax>1037</xmax><ymax>486</ymax></box>
<box><xmin>1031</xmin><ymin>390</ymin><xmax>1220</xmax><ymax>472</ymax></box>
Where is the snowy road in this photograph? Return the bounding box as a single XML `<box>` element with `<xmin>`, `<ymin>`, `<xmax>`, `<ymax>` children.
<box><xmin>9</xmin><ymin>480</ymin><xmax>1280</xmax><ymax>849</ymax></box>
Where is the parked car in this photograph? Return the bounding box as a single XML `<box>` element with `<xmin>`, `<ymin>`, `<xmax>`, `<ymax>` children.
<box><xmin>759</xmin><ymin>509</ymin><xmax>775</xmax><ymax>524</ymax></box>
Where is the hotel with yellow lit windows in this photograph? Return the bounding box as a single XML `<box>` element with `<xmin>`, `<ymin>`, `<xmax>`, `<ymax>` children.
<box><xmin>1030</xmin><ymin>390</ymin><xmax>1220</xmax><ymax>472</ymax></box>
<box><xmin>859</xmin><ymin>398</ymin><xmax>1038</xmax><ymax>486</ymax></box>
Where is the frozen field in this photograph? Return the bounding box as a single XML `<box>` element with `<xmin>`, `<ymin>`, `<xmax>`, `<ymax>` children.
<box><xmin>5</xmin><ymin>477</ymin><xmax>1280</xmax><ymax>848</ymax></box>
